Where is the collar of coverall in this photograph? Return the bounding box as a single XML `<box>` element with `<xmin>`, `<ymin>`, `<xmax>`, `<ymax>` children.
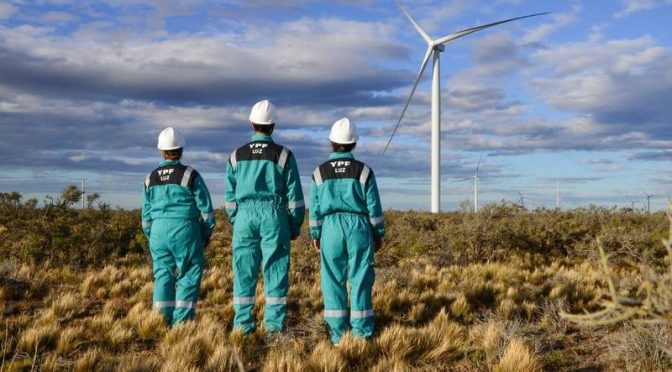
<box><xmin>328</xmin><ymin>152</ymin><xmax>354</xmax><ymax>160</ymax></box>
<box><xmin>159</xmin><ymin>159</ymin><xmax>181</xmax><ymax>166</ymax></box>
<box><xmin>251</xmin><ymin>134</ymin><xmax>274</xmax><ymax>142</ymax></box>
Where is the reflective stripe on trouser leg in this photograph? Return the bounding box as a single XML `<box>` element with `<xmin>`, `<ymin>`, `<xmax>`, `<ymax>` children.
<box><xmin>320</xmin><ymin>215</ymin><xmax>349</xmax><ymax>343</ymax></box>
<box><xmin>347</xmin><ymin>215</ymin><xmax>376</xmax><ymax>339</ymax></box>
<box><xmin>232</xmin><ymin>208</ymin><xmax>263</xmax><ymax>334</ymax></box>
<box><xmin>149</xmin><ymin>220</ymin><xmax>178</xmax><ymax>325</ymax></box>
<box><xmin>260</xmin><ymin>207</ymin><xmax>291</xmax><ymax>332</ymax></box>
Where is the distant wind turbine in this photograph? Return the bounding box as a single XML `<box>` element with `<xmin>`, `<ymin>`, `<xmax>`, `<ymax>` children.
<box><xmin>383</xmin><ymin>7</ymin><xmax>548</xmax><ymax>213</ymax></box>
<box><xmin>642</xmin><ymin>190</ymin><xmax>660</xmax><ymax>213</ymax></box>
<box><xmin>457</xmin><ymin>157</ymin><xmax>482</xmax><ymax>213</ymax></box>
<box><xmin>517</xmin><ymin>191</ymin><xmax>526</xmax><ymax>208</ymax></box>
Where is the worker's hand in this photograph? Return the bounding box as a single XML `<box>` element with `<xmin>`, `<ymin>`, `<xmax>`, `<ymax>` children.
<box><xmin>374</xmin><ymin>237</ymin><xmax>383</xmax><ymax>252</ymax></box>
<box><xmin>312</xmin><ymin>239</ymin><xmax>320</xmax><ymax>252</ymax></box>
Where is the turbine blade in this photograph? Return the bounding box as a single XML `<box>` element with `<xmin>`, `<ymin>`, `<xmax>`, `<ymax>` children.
<box><xmin>401</xmin><ymin>8</ymin><xmax>433</xmax><ymax>44</ymax></box>
<box><xmin>434</xmin><ymin>12</ymin><xmax>549</xmax><ymax>46</ymax></box>
<box><xmin>383</xmin><ymin>46</ymin><xmax>433</xmax><ymax>154</ymax></box>
<box><xmin>476</xmin><ymin>155</ymin><xmax>483</xmax><ymax>175</ymax></box>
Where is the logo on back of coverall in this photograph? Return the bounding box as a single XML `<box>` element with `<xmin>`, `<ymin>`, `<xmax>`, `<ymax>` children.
<box><xmin>330</xmin><ymin>160</ymin><xmax>351</xmax><ymax>174</ymax></box>
<box><xmin>157</xmin><ymin>168</ymin><xmax>174</xmax><ymax>181</ymax></box>
<box><xmin>249</xmin><ymin>143</ymin><xmax>268</xmax><ymax>154</ymax></box>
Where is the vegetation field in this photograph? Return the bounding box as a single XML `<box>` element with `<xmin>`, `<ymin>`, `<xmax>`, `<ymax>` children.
<box><xmin>1</xmin><ymin>188</ymin><xmax>671</xmax><ymax>371</ymax></box>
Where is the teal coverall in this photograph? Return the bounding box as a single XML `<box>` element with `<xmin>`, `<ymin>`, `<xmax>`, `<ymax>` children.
<box><xmin>309</xmin><ymin>152</ymin><xmax>385</xmax><ymax>343</ymax></box>
<box><xmin>225</xmin><ymin>134</ymin><xmax>305</xmax><ymax>333</ymax></box>
<box><xmin>141</xmin><ymin>160</ymin><xmax>216</xmax><ymax>326</ymax></box>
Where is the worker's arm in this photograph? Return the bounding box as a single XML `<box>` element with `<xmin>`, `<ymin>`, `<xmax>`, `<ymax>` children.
<box><xmin>309</xmin><ymin>176</ymin><xmax>323</xmax><ymax>240</ymax></box>
<box><xmin>284</xmin><ymin>152</ymin><xmax>305</xmax><ymax>240</ymax></box>
<box><xmin>365</xmin><ymin>170</ymin><xmax>385</xmax><ymax>238</ymax></box>
<box><xmin>224</xmin><ymin>155</ymin><xmax>238</xmax><ymax>224</ymax></box>
<box><xmin>141</xmin><ymin>179</ymin><xmax>153</xmax><ymax>240</ymax></box>
<box><xmin>193</xmin><ymin>172</ymin><xmax>216</xmax><ymax>245</ymax></box>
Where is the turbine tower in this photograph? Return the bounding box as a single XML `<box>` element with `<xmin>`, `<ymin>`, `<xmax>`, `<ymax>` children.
<box><xmin>457</xmin><ymin>157</ymin><xmax>482</xmax><ymax>213</ymax></box>
<box><xmin>383</xmin><ymin>8</ymin><xmax>548</xmax><ymax>213</ymax></box>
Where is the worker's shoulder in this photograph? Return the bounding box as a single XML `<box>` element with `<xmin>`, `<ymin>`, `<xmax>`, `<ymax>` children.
<box><xmin>145</xmin><ymin>163</ymin><xmax>199</xmax><ymax>188</ymax></box>
<box><xmin>314</xmin><ymin>158</ymin><xmax>372</xmax><ymax>183</ymax></box>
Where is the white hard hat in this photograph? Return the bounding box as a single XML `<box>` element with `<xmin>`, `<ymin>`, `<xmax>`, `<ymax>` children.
<box><xmin>329</xmin><ymin>117</ymin><xmax>359</xmax><ymax>145</ymax></box>
<box><xmin>249</xmin><ymin>100</ymin><xmax>277</xmax><ymax>125</ymax></box>
<box><xmin>157</xmin><ymin>127</ymin><xmax>185</xmax><ymax>150</ymax></box>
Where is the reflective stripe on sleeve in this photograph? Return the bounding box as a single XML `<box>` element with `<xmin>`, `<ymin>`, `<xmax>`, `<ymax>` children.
<box><xmin>229</xmin><ymin>150</ymin><xmax>237</xmax><ymax>168</ymax></box>
<box><xmin>324</xmin><ymin>309</ymin><xmax>348</xmax><ymax>318</ymax></box>
<box><xmin>309</xmin><ymin>220</ymin><xmax>323</xmax><ymax>228</ymax></box>
<box><xmin>181</xmin><ymin>167</ymin><xmax>194</xmax><ymax>187</ymax></box>
<box><xmin>233</xmin><ymin>296</ymin><xmax>255</xmax><ymax>305</ymax></box>
<box><xmin>176</xmin><ymin>301</ymin><xmax>196</xmax><ymax>309</ymax></box>
<box><xmin>370</xmin><ymin>216</ymin><xmax>384</xmax><ymax>226</ymax></box>
<box><xmin>224</xmin><ymin>201</ymin><xmax>237</xmax><ymax>209</ymax></box>
<box><xmin>142</xmin><ymin>220</ymin><xmax>153</xmax><ymax>228</ymax></box>
<box><xmin>201</xmin><ymin>212</ymin><xmax>215</xmax><ymax>221</ymax></box>
<box><xmin>288</xmin><ymin>200</ymin><xmax>305</xmax><ymax>209</ymax></box>
<box><xmin>265</xmin><ymin>296</ymin><xmax>287</xmax><ymax>305</ymax></box>
<box><xmin>351</xmin><ymin>309</ymin><xmax>374</xmax><ymax>318</ymax></box>
<box><xmin>313</xmin><ymin>168</ymin><xmax>323</xmax><ymax>186</ymax></box>
<box><xmin>360</xmin><ymin>165</ymin><xmax>371</xmax><ymax>185</ymax></box>
<box><xmin>278</xmin><ymin>147</ymin><xmax>290</xmax><ymax>169</ymax></box>
<box><xmin>154</xmin><ymin>301</ymin><xmax>176</xmax><ymax>309</ymax></box>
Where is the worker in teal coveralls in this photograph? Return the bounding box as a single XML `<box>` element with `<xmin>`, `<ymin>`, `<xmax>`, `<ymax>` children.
<box><xmin>225</xmin><ymin>100</ymin><xmax>305</xmax><ymax>334</ymax></box>
<box><xmin>309</xmin><ymin>118</ymin><xmax>385</xmax><ymax>344</ymax></box>
<box><xmin>141</xmin><ymin>127</ymin><xmax>216</xmax><ymax>326</ymax></box>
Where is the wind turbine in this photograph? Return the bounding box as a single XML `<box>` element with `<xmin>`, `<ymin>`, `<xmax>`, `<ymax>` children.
<box><xmin>383</xmin><ymin>8</ymin><xmax>548</xmax><ymax>213</ymax></box>
<box><xmin>517</xmin><ymin>191</ymin><xmax>526</xmax><ymax>208</ymax></box>
<box><xmin>642</xmin><ymin>190</ymin><xmax>660</xmax><ymax>213</ymax></box>
<box><xmin>457</xmin><ymin>157</ymin><xmax>482</xmax><ymax>213</ymax></box>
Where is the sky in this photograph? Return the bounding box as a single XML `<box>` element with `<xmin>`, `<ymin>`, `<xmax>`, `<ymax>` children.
<box><xmin>1</xmin><ymin>0</ymin><xmax>672</xmax><ymax>211</ymax></box>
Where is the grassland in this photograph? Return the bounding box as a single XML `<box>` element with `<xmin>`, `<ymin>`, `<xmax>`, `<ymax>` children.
<box><xmin>1</xmin><ymin>190</ymin><xmax>671</xmax><ymax>371</ymax></box>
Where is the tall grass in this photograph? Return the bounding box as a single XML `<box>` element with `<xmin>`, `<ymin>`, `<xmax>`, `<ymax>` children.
<box><xmin>1</xmin><ymin>189</ymin><xmax>670</xmax><ymax>369</ymax></box>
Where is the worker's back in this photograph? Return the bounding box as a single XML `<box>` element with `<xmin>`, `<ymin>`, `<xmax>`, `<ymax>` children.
<box><xmin>311</xmin><ymin>155</ymin><xmax>371</xmax><ymax>217</ymax></box>
<box><xmin>227</xmin><ymin>135</ymin><xmax>293</xmax><ymax>205</ymax></box>
<box><xmin>144</xmin><ymin>160</ymin><xmax>204</xmax><ymax>220</ymax></box>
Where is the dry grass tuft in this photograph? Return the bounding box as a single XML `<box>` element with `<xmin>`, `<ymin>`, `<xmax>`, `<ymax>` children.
<box><xmin>370</xmin><ymin>357</ymin><xmax>413</xmax><ymax>372</ymax></box>
<box><xmin>450</xmin><ymin>295</ymin><xmax>470</xmax><ymax>319</ymax></box>
<box><xmin>17</xmin><ymin>323</ymin><xmax>59</xmax><ymax>353</ymax></box>
<box><xmin>117</xmin><ymin>353</ymin><xmax>160</xmax><ymax>372</ymax></box>
<box><xmin>56</xmin><ymin>325</ymin><xmax>84</xmax><ymax>355</ymax></box>
<box><xmin>305</xmin><ymin>340</ymin><xmax>346</xmax><ymax>371</ymax></box>
<box><xmin>125</xmin><ymin>303</ymin><xmax>167</xmax><ymax>341</ymax></box>
<box><xmin>49</xmin><ymin>292</ymin><xmax>84</xmax><ymax>321</ymax></box>
<box><xmin>376</xmin><ymin>312</ymin><xmax>465</xmax><ymax>366</ymax></box>
<box><xmin>261</xmin><ymin>349</ymin><xmax>303</xmax><ymax>372</ymax></box>
<box><xmin>493</xmin><ymin>338</ymin><xmax>541</xmax><ymax>372</ymax></box>
<box><xmin>106</xmin><ymin>323</ymin><xmax>133</xmax><ymax>351</ymax></box>
<box><xmin>204</xmin><ymin>345</ymin><xmax>243</xmax><ymax>372</ymax></box>
<box><xmin>336</xmin><ymin>332</ymin><xmax>377</xmax><ymax>365</ymax></box>
<box><xmin>73</xmin><ymin>348</ymin><xmax>103</xmax><ymax>372</ymax></box>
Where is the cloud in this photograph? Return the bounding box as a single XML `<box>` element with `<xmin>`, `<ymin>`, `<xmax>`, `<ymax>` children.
<box><xmin>582</xmin><ymin>158</ymin><xmax>616</xmax><ymax>165</ymax></box>
<box><xmin>629</xmin><ymin>151</ymin><xmax>672</xmax><ymax>161</ymax></box>
<box><xmin>614</xmin><ymin>0</ymin><xmax>672</xmax><ymax>18</ymax></box>
<box><xmin>0</xmin><ymin>18</ymin><xmax>409</xmax><ymax>106</ymax></box>
<box><xmin>0</xmin><ymin>3</ymin><xmax>17</xmax><ymax>19</ymax></box>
